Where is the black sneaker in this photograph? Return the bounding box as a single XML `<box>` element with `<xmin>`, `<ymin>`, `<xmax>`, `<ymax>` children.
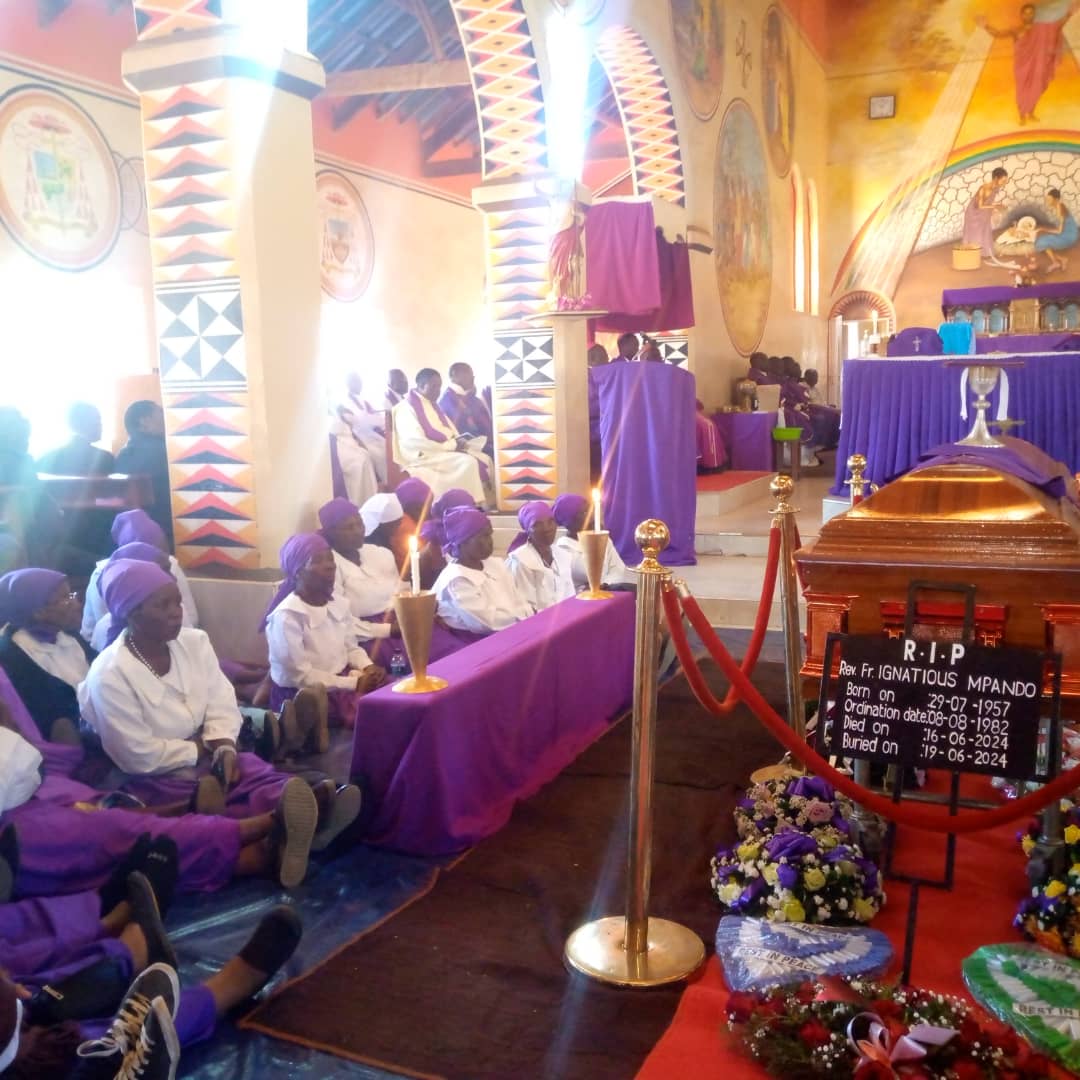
<box><xmin>116</xmin><ymin>995</ymin><xmax>180</xmax><ymax>1080</ymax></box>
<box><xmin>127</xmin><ymin>872</ymin><xmax>177</xmax><ymax>970</ymax></box>
<box><xmin>0</xmin><ymin>824</ymin><xmax>18</xmax><ymax>903</ymax></box>
<box><xmin>75</xmin><ymin>963</ymin><xmax>179</xmax><ymax>1064</ymax></box>
<box><xmin>311</xmin><ymin>783</ymin><xmax>362</xmax><ymax>852</ymax></box>
<box><xmin>273</xmin><ymin>777</ymin><xmax>318</xmax><ymax>888</ymax></box>
<box><xmin>191</xmin><ymin>774</ymin><xmax>226</xmax><ymax>816</ymax></box>
<box><xmin>277</xmin><ymin>699</ymin><xmax>305</xmax><ymax>757</ymax></box>
<box><xmin>293</xmin><ymin>685</ymin><xmax>329</xmax><ymax>755</ymax></box>
<box><xmin>256</xmin><ymin>709</ymin><xmax>282</xmax><ymax>762</ymax></box>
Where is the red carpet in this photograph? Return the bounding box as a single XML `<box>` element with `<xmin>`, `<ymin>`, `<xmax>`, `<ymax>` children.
<box><xmin>696</xmin><ymin>471</ymin><xmax>770</xmax><ymax>493</ymax></box>
<box><xmin>637</xmin><ymin>781</ymin><xmax>1073</xmax><ymax>1079</ymax></box>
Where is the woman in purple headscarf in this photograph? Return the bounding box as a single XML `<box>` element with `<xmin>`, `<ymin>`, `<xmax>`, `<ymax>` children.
<box><xmin>81</xmin><ymin>510</ymin><xmax>198</xmax><ymax>646</ymax></box>
<box><xmin>77</xmin><ymin>559</ymin><xmax>334</xmax><ymax>887</ymax></box>
<box><xmin>431</xmin><ymin>508</ymin><xmax>530</xmax><ymax>635</ymax></box>
<box><xmin>264</xmin><ymin>533</ymin><xmax>387</xmax><ymax>737</ymax></box>
<box><xmin>504</xmin><ymin>501</ymin><xmax>575</xmax><ymax>614</ymax></box>
<box><xmin>0</xmin><ymin>569</ymin><xmax>92</xmax><ymax>745</ymax></box>
<box><xmin>395</xmin><ymin>476</ymin><xmax>432</xmax><ymax>526</ymax></box>
<box><xmin>417</xmin><ymin>487</ymin><xmax>475</xmax><ymax>590</ymax></box>
<box><xmin>551</xmin><ymin>494</ymin><xmax>629</xmax><ymax>592</ymax></box>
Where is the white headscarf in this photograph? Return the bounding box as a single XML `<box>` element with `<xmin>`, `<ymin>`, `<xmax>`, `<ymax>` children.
<box><xmin>360</xmin><ymin>493</ymin><xmax>404</xmax><ymax>535</ymax></box>
<box><xmin>0</xmin><ymin>728</ymin><xmax>43</xmax><ymax>813</ymax></box>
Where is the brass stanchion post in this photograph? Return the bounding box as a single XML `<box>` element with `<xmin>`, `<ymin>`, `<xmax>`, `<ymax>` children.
<box><xmin>751</xmin><ymin>475</ymin><xmax>806</xmax><ymax>783</ymax></box>
<box><xmin>564</xmin><ymin>520</ymin><xmax>705</xmax><ymax>987</ymax></box>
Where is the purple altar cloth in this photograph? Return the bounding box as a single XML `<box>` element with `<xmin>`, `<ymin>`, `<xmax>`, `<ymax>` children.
<box><xmin>831</xmin><ymin>354</ymin><xmax>1080</xmax><ymax>494</ymax></box>
<box><xmin>350</xmin><ymin>593</ymin><xmax>635</xmax><ymax>855</ymax></box>
<box><xmin>976</xmin><ymin>332</ymin><xmax>1080</xmax><ymax>354</ymax></box>
<box><xmin>915</xmin><ymin>436</ymin><xmax>1080</xmax><ymax>506</ymax></box>
<box><xmin>713</xmin><ymin>411</ymin><xmax>775</xmax><ymax>471</ymax></box>
<box><xmin>942</xmin><ymin>280</ymin><xmax>1080</xmax><ymax>307</ymax></box>
<box><xmin>595</xmin><ymin>362</ymin><xmax>697</xmax><ymax>566</ymax></box>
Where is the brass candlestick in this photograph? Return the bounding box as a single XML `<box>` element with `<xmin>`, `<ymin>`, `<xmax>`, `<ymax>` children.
<box><xmin>577</xmin><ymin>530</ymin><xmax>613</xmax><ymax>600</ymax></box>
<box><xmin>391</xmin><ymin>591</ymin><xmax>449</xmax><ymax>695</ymax></box>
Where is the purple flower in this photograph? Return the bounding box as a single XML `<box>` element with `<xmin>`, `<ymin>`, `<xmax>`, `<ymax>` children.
<box><xmin>832</xmin><ymin>812</ymin><xmax>852</xmax><ymax>834</ymax></box>
<box><xmin>823</xmin><ymin>845</ymin><xmax>855</xmax><ymax>864</ymax></box>
<box><xmin>731</xmin><ymin>877</ymin><xmax>767</xmax><ymax>911</ymax></box>
<box><xmin>777</xmin><ymin>864</ymin><xmax>799</xmax><ymax>890</ymax></box>
<box><xmin>765</xmin><ymin>830</ymin><xmax>819</xmax><ymax>862</ymax></box>
<box><xmin>787</xmin><ymin>776</ymin><xmax>835</xmax><ymax>802</ymax></box>
<box><xmin>737</xmin><ymin>797</ymin><xmax>756</xmax><ymax>812</ymax></box>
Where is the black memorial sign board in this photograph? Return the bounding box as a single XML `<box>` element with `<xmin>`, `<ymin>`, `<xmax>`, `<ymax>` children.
<box><xmin>826</xmin><ymin>634</ymin><xmax>1044</xmax><ymax>780</ymax></box>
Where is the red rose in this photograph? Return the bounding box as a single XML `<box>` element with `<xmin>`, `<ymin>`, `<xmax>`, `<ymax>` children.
<box><xmin>870</xmin><ymin>998</ymin><xmax>902</xmax><ymax>1020</ymax></box>
<box><xmin>798</xmin><ymin>1020</ymin><xmax>832</xmax><ymax>1048</ymax></box>
<box><xmin>854</xmin><ymin>1062</ymin><xmax>894</xmax><ymax>1080</ymax></box>
<box><xmin>726</xmin><ymin>991</ymin><xmax>757</xmax><ymax>1024</ymax></box>
<box><xmin>958</xmin><ymin>1015</ymin><xmax>983</xmax><ymax>1046</ymax></box>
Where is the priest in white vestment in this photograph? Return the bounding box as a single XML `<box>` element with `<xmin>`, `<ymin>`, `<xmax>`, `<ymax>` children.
<box><xmin>391</xmin><ymin>368</ymin><xmax>492</xmax><ymax>505</ymax></box>
<box><xmin>341</xmin><ymin>373</ymin><xmax>388</xmax><ymax>485</ymax></box>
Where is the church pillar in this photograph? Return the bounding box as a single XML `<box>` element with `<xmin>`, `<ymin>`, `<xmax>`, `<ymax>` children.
<box><xmin>123</xmin><ymin>1</ymin><xmax>326</xmax><ymax>569</ymax></box>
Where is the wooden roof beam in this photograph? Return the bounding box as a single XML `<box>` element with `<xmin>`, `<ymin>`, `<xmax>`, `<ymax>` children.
<box><xmin>324</xmin><ymin>59</ymin><xmax>472</xmax><ymax>97</ymax></box>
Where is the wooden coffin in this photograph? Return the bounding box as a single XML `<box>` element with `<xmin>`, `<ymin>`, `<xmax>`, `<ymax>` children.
<box><xmin>796</xmin><ymin>462</ymin><xmax>1080</xmax><ymax>713</ymax></box>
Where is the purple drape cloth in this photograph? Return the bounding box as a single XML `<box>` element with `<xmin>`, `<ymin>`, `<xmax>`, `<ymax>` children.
<box><xmin>350</xmin><ymin>593</ymin><xmax>635</xmax><ymax>855</ymax></box>
<box><xmin>329</xmin><ymin>433</ymin><xmax>347</xmax><ymax>500</ymax></box>
<box><xmin>915</xmin><ymin>436</ymin><xmax>1080</xmax><ymax>507</ymax></box>
<box><xmin>887</xmin><ymin>327</ymin><xmax>943</xmax><ymax>356</ymax></box>
<box><xmin>584</xmin><ymin>201</ymin><xmax>695</xmax><ymax>333</ymax></box>
<box><xmin>407</xmin><ymin>390</ymin><xmax>451</xmax><ymax>442</ymax></box>
<box><xmin>831</xmin><ymin>354</ymin><xmax>1080</xmax><ymax>494</ymax></box>
<box><xmin>942</xmin><ymin>280</ymin><xmax>1080</xmax><ymax>307</ymax></box>
<box><xmin>713</xmin><ymin>412</ymin><xmax>775</xmax><ymax>471</ymax></box>
<box><xmin>594</xmin><ymin>362</ymin><xmax>697</xmax><ymax>566</ymax></box>
<box><xmin>976</xmin><ymin>332</ymin><xmax>1080</xmax><ymax>354</ymax></box>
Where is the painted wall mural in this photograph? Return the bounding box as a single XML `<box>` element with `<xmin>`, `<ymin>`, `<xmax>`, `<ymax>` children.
<box><xmin>828</xmin><ymin>0</ymin><xmax>1080</xmax><ymax>325</ymax></box>
<box><xmin>714</xmin><ymin>99</ymin><xmax>772</xmax><ymax>356</ymax></box>
<box><xmin>670</xmin><ymin>0</ymin><xmax>725</xmax><ymax>121</ymax></box>
<box><xmin>761</xmin><ymin>5</ymin><xmax>795</xmax><ymax>178</ymax></box>
<box><xmin>316</xmin><ymin>170</ymin><xmax>374</xmax><ymax>302</ymax></box>
<box><xmin>0</xmin><ymin>86</ymin><xmax>122</xmax><ymax>271</ymax></box>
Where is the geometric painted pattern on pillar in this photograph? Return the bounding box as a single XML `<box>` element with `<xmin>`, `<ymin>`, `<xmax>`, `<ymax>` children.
<box><xmin>595</xmin><ymin>26</ymin><xmax>685</xmax><ymax>207</ymax></box>
<box><xmin>656</xmin><ymin>333</ymin><xmax>689</xmax><ymax>369</ymax></box>
<box><xmin>493</xmin><ymin>330</ymin><xmax>556</xmax><ymax>506</ymax></box>
<box><xmin>484</xmin><ymin>204</ymin><xmax>549</xmax><ymax>329</ymax></box>
<box><xmin>449</xmin><ymin>0</ymin><xmax>547</xmax><ymax>180</ymax></box>
<box><xmin>133</xmin><ymin>0</ymin><xmax>225</xmax><ymax>39</ymax></box>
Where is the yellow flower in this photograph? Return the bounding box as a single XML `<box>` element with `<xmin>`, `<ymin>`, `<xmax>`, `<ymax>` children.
<box><xmin>762</xmin><ymin>865</ymin><xmax>779</xmax><ymax>887</ymax></box>
<box><xmin>854</xmin><ymin>897</ymin><xmax>877</xmax><ymax>922</ymax></box>
<box><xmin>782</xmin><ymin>898</ymin><xmax>806</xmax><ymax>923</ymax></box>
<box><xmin>1046</xmin><ymin>880</ymin><xmax>1068</xmax><ymax>899</ymax></box>
<box><xmin>1070</xmin><ymin>864</ymin><xmax>1080</xmax><ymax>878</ymax></box>
<box><xmin>818</xmin><ymin>833</ymin><xmax>839</xmax><ymax>850</ymax></box>
<box><xmin>803</xmin><ymin>868</ymin><xmax>826</xmax><ymax>892</ymax></box>
<box><xmin>718</xmin><ymin>882</ymin><xmax>742</xmax><ymax>905</ymax></box>
<box><xmin>1022</xmin><ymin>835</ymin><xmax>1036</xmax><ymax>856</ymax></box>
<box><xmin>737</xmin><ymin>842</ymin><xmax>760</xmax><ymax>862</ymax></box>
<box><xmin>1066</xmin><ymin>825</ymin><xmax>1080</xmax><ymax>846</ymax></box>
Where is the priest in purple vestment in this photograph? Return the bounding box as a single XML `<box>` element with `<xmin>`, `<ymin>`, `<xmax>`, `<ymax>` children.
<box><xmin>438</xmin><ymin>363</ymin><xmax>494</xmax><ymax>458</ymax></box>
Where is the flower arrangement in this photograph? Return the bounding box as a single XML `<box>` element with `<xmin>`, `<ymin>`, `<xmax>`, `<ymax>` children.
<box><xmin>711</xmin><ymin>828</ymin><xmax>885</xmax><ymax>925</ymax></box>
<box><xmin>735</xmin><ymin>774</ymin><xmax>855</xmax><ymax>845</ymax></box>
<box><xmin>1015</xmin><ymin>804</ymin><xmax>1080</xmax><ymax>958</ymax></box>
<box><xmin>554</xmin><ymin>292</ymin><xmax>595</xmax><ymax>312</ymax></box>
<box><xmin>726</xmin><ymin>977</ymin><xmax>1053</xmax><ymax>1079</ymax></box>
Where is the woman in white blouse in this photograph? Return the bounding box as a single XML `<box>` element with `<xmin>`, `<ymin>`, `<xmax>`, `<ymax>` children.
<box><xmin>264</xmin><ymin>533</ymin><xmax>387</xmax><ymax>738</ymax></box>
<box><xmin>504</xmin><ymin>501</ymin><xmax>575</xmax><ymax>613</ymax></box>
<box><xmin>78</xmin><ymin>559</ymin><xmax>345</xmax><ymax>887</ymax></box>
<box><xmin>432</xmin><ymin>508</ymin><xmax>531</xmax><ymax>636</ymax></box>
<box><xmin>551</xmin><ymin>493</ymin><xmax>629</xmax><ymax>590</ymax></box>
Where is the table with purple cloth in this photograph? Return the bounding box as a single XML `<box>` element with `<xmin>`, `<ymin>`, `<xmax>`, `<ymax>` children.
<box><xmin>712</xmin><ymin>411</ymin><xmax>775</xmax><ymax>471</ymax></box>
<box><xmin>831</xmin><ymin>353</ymin><xmax>1080</xmax><ymax>494</ymax></box>
<box><xmin>976</xmin><ymin>332</ymin><xmax>1080</xmax><ymax>354</ymax></box>
<box><xmin>942</xmin><ymin>281</ymin><xmax>1080</xmax><ymax>309</ymax></box>
<box><xmin>349</xmin><ymin>593</ymin><xmax>635</xmax><ymax>855</ymax></box>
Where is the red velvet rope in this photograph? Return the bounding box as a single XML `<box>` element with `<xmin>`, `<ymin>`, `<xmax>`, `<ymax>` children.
<box><xmin>662</xmin><ymin>585</ymin><xmax>1080</xmax><ymax>834</ymax></box>
<box><xmin>682</xmin><ymin>526</ymin><xmax>781</xmax><ymax>715</ymax></box>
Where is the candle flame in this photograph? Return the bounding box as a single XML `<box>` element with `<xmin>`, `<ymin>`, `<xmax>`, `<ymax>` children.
<box><xmin>408</xmin><ymin>534</ymin><xmax>418</xmax><ymax>553</ymax></box>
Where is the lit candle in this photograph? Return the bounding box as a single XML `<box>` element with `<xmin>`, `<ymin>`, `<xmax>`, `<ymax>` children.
<box><xmin>408</xmin><ymin>535</ymin><xmax>420</xmax><ymax>594</ymax></box>
<box><xmin>871</xmin><ymin>309</ymin><xmax>878</xmax><ymax>333</ymax></box>
<box><xmin>592</xmin><ymin>487</ymin><xmax>603</xmax><ymax>533</ymax></box>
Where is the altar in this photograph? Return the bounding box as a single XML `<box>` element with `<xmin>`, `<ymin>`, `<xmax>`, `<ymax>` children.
<box><xmin>831</xmin><ymin>352</ymin><xmax>1080</xmax><ymax>494</ymax></box>
<box><xmin>941</xmin><ymin>280</ymin><xmax>1080</xmax><ymax>337</ymax></box>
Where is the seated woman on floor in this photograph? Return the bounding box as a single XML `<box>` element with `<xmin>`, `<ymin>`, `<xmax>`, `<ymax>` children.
<box><xmin>504</xmin><ymin>502</ymin><xmax>575</xmax><ymax>614</ymax></box>
<box><xmin>551</xmin><ymin>494</ymin><xmax>629</xmax><ymax>591</ymax></box>
<box><xmin>416</xmin><ymin>487</ymin><xmax>476</xmax><ymax>589</ymax></box>
<box><xmin>263</xmin><ymin>533</ymin><xmax>387</xmax><ymax>737</ymax></box>
<box><xmin>395</xmin><ymin>476</ymin><xmax>432</xmax><ymax>528</ymax></box>
<box><xmin>86</xmin><ymin>542</ymin><xmax>172</xmax><ymax>652</ymax></box>
<box><xmin>432</xmin><ymin>508</ymin><xmax>531</xmax><ymax>636</ymax></box>
<box><xmin>78</xmin><ymin>559</ymin><xmax>359</xmax><ymax>881</ymax></box>
<box><xmin>83</xmin><ymin>511</ymin><xmax>268</xmax><ymax>703</ymax></box>
<box><xmin>0</xmin><ymin>569</ymin><xmax>92</xmax><ymax>745</ymax></box>
<box><xmin>360</xmin><ymin>492</ymin><xmax>409</xmax><ymax>573</ymax></box>
<box><xmin>1</xmin><ymin>895</ymin><xmax>301</xmax><ymax>1080</ymax></box>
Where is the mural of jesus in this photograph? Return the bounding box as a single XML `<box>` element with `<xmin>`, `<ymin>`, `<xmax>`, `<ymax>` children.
<box><xmin>977</xmin><ymin>0</ymin><xmax>1079</xmax><ymax>124</ymax></box>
